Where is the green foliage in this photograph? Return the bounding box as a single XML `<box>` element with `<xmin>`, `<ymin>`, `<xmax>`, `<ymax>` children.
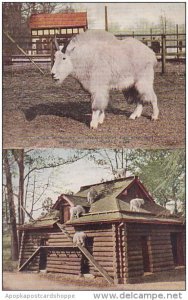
<box><xmin>91</xmin><ymin>149</ymin><xmax>185</xmax><ymax>212</ymax></box>
<box><xmin>129</xmin><ymin>149</ymin><xmax>185</xmax><ymax>209</ymax></box>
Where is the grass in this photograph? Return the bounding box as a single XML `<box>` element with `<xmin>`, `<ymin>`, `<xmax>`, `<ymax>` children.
<box><xmin>3</xmin><ymin>233</ymin><xmax>18</xmax><ymax>271</ymax></box>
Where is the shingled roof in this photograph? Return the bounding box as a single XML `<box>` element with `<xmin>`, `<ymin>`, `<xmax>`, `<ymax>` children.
<box><xmin>18</xmin><ymin>210</ymin><xmax>60</xmax><ymax>230</ymax></box>
<box><xmin>29</xmin><ymin>12</ymin><xmax>87</xmax><ymax>29</ymax></box>
<box><xmin>68</xmin><ymin>176</ymin><xmax>181</xmax><ymax>225</ymax></box>
<box><xmin>20</xmin><ymin>176</ymin><xmax>183</xmax><ymax>230</ymax></box>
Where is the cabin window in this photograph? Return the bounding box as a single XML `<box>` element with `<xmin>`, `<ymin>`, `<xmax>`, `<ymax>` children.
<box><xmin>61</xmin><ymin>29</ymin><xmax>67</xmax><ymax>34</ymax></box>
<box><xmin>55</xmin><ymin>29</ymin><xmax>60</xmax><ymax>34</ymax></box>
<box><xmin>50</xmin><ymin>29</ymin><xmax>55</xmax><ymax>35</ymax></box>
<box><xmin>73</xmin><ymin>28</ymin><xmax>78</xmax><ymax>34</ymax></box>
<box><xmin>141</xmin><ymin>236</ymin><xmax>151</xmax><ymax>273</ymax></box>
<box><xmin>32</xmin><ymin>30</ymin><xmax>37</xmax><ymax>36</ymax></box>
<box><xmin>67</xmin><ymin>28</ymin><xmax>73</xmax><ymax>34</ymax></box>
<box><xmin>38</xmin><ymin>30</ymin><xmax>43</xmax><ymax>36</ymax></box>
<box><xmin>170</xmin><ymin>232</ymin><xmax>184</xmax><ymax>266</ymax></box>
<box><xmin>44</xmin><ymin>29</ymin><xmax>49</xmax><ymax>35</ymax></box>
<box><xmin>79</xmin><ymin>28</ymin><xmax>84</xmax><ymax>33</ymax></box>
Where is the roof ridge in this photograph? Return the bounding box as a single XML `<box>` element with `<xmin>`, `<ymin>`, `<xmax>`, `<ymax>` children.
<box><xmin>79</xmin><ymin>176</ymin><xmax>135</xmax><ymax>191</ymax></box>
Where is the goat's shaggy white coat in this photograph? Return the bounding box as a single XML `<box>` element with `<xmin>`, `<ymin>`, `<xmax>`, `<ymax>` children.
<box><xmin>130</xmin><ymin>198</ymin><xmax>145</xmax><ymax>212</ymax></box>
<box><xmin>113</xmin><ymin>168</ymin><xmax>127</xmax><ymax>179</ymax></box>
<box><xmin>51</xmin><ymin>30</ymin><xmax>159</xmax><ymax>129</ymax></box>
<box><xmin>69</xmin><ymin>205</ymin><xmax>85</xmax><ymax>220</ymax></box>
<box><xmin>87</xmin><ymin>187</ymin><xmax>98</xmax><ymax>204</ymax></box>
<box><xmin>73</xmin><ymin>231</ymin><xmax>86</xmax><ymax>246</ymax></box>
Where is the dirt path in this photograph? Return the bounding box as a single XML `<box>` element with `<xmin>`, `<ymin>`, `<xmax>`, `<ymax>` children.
<box><xmin>3</xmin><ymin>63</ymin><xmax>185</xmax><ymax>149</ymax></box>
<box><xmin>3</xmin><ymin>268</ymin><xmax>185</xmax><ymax>291</ymax></box>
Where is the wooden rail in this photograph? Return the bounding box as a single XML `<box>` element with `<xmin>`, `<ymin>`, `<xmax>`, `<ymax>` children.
<box><xmin>3</xmin><ymin>33</ymin><xmax>185</xmax><ymax>73</ymax></box>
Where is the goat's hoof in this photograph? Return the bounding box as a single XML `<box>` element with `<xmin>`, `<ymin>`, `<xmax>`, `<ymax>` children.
<box><xmin>151</xmin><ymin>115</ymin><xmax>158</xmax><ymax>121</ymax></box>
<box><xmin>129</xmin><ymin>115</ymin><xmax>136</xmax><ymax>120</ymax></box>
<box><xmin>90</xmin><ymin>121</ymin><xmax>98</xmax><ymax>129</ymax></box>
<box><xmin>98</xmin><ymin>113</ymin><xmax>105</xmax><ymax>124</ymax></box>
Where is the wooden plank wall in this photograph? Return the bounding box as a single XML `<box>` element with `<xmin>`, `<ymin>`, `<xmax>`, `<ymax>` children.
<box><xmin>20</xmin><ymin>231</ymin><xmax>48</xmax><ymax>271</ymax></box>
<box><xmin>79</xmin><ymin>224</ymin><xmax>115</xmax><ymax>279</ymax></box>
<box><xmin>125</xmin><ymin>223</ymin><xmax>146</xmax><ymax>283</ymax></box>
<box><xmin>20</xmin><ymin>222</ymin><xmax>185</xmax><ymax>282</ymax></box>
<box><xmin>46</xmin><ymin>226</ymin><xmax>82</xmax><ymax>275</ymax></box>
<box><xmin>124</xmin><ymin>223</ymin><xmax>185</xmax><ymax>283</ymax></box>
<box><xmin>150</xmin><ymin>225</ymin><xmax>174</xmax><ymax>273</ymax></box>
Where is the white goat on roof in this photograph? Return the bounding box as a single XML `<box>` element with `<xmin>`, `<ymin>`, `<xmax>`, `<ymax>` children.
<box><xmin>51</xmin><ymin>30</ymin><xmax>159</xmax><ymax>129</ymax></box>
<box><xmin>69</xmin><ymin>205</ymin><xmax>85</xmax><ymax>220</ymax></box>
<box><xmin>130</xmin><ymin>198</ymin><xmax>145</xmax><ymax>212</ymax></box>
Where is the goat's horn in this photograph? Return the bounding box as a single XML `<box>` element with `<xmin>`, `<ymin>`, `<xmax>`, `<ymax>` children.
<box><xmin>61</xmin><ymin>39</ymin><xmax>70</xmax><ymax>53</ymax></box>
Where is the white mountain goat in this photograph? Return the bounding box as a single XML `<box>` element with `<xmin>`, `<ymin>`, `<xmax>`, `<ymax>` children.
<box><xmin>73</xmin><ymin>231</ymin><xmax>86</xmax><ymax>246</ymax></box>
<box><xmin>130</xmin><ymin>198</ymin><xmax>145</xmax><ymax>212</ymax></box>
<box><xmin>51</xmin><ymin>30</ymin><xmax>159</xmax><ymax>129</ymax></box>
<box><xmin>113</xmin><ymin>168</ymin><xmax>127</xmax><ymax>179</ymax></box>
<box><xmin>69</xmin><ymin>205</ymin><xmax>85</xmax><ymax>220</ymax></box>
<box><xmin>87</xmin><ymin>187</ymin><xmax>98</xmax><ymax>204</ymax></box>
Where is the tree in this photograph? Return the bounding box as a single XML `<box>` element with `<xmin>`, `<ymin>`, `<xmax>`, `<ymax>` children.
<box><xmin>42</xmin><ymin>197</ymin><xmax>53</xmax><ymax>215</ymax></box>
<box><xmin>89</xmin><ymin>149</ymin><xmax>133</xmax><ymax>179</ymax></box>
<box><xmin>3</xmin><ymin>150</ymin><xmax>19</xmax><ymax>260</ymax></box>
<box><xmin>90</xmin><ymin>149</ymin><xmax>185</xmax><ymax>214</ymax></box>
<box><xmin>129</xmin><ymin>149</ymin><xmax>185</xmax><ymax>211</ymax></box>
<box><xmin>12</xmin><ymin>150</ymin><xmax>24</xmax><ymax>225</ymax></box>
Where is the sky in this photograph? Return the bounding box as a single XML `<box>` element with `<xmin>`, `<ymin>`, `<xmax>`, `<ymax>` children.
<box><xmin>55</xmin><ymin>2</ymin><xmax>185</xmax><ymax>30</ymax></box>
<box><xmin>21</xmin><ymin>149</ymin><xmax>126</xmax><ymax>217</ymax></box>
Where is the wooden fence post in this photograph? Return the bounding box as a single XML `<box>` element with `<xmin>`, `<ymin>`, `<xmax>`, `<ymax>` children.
<box><xmin>105</xmin><ymin>6</ymin><xmax>108</xmax><ymax>31</ymax></box>
<box><xmin>176</xmin><ymin>24</ymin><xmax>179</xmax><ymax>59</ymax></box>
<box><xmin>50</xmin><ymin>38</ymin><xmax>55</xmax><ymax>69</ymax></box>
<box><xmin>161</xmin><ymin>34</ymin><xmax>166</xmax><ymax>74</ymax></box>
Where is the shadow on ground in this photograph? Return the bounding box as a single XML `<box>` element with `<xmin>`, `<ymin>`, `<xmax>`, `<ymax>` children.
<box><xmin>22</xmin><ymin>101</ymin><xmax>151</xmax><ymax>128</ymax></box>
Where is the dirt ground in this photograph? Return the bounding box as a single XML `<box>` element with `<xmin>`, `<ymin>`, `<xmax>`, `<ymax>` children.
<box><xmin>3</xmin><ymin>62</ymin><xmax>185</xmax><ymax>149</ymax></box>
<box><xmin>3</xmin><ymin>267</ymin><xmax>185</xmax><ymax>291</ymax></box>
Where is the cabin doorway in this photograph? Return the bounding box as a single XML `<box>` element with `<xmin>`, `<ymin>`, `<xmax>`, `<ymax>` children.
<box><xmin>170</xmin><ymin>232</ymin><xmax>184</xmax><ymax>266</ymax></box>
<box><xmin>39</xmin><ymin>238</ymin><xmax>47</xmax><ymax>271</ymax></box>
<box><xmin>59</xmin><ymin>202</ymin><xmax>70</xmax><ymax>224</ymax></box>
<box><xmin>141</xmin><ymin>236</ymin><xmax>151</xmax><ymax>272</ymax></box>
<box><xmin>81</xmin><ymin>237</ymin><xmax>93</xmax><ymax>274</ymax></box>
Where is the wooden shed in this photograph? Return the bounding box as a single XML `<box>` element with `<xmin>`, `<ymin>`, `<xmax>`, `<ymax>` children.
<box><xmin>18</xmin><ymin>176</ymin><xmax>185</xmax><ymax>284</ymax></box>
<box><xmin>29</xmin><ymin>12</ymin><xmax>88</xmax><ymax>54</ymax></box>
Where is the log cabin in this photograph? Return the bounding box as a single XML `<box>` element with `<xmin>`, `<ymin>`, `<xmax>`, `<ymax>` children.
<box><xmin>18</xmin><ymin>176</ymin><xmax>185</xmax><ymax>284</ymax></box>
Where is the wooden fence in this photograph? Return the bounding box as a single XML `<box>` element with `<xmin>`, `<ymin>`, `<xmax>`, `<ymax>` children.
<box><xmin>3</xmin><ymin>33</ymin><xmax>185</xmax><ymax>73</ymax></box>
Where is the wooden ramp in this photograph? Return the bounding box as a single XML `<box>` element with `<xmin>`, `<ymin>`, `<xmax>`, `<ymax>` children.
<box><xmin>56</xmin><ymin>223</ymin><xmax>114</xmax><ymax>284</ymax></box>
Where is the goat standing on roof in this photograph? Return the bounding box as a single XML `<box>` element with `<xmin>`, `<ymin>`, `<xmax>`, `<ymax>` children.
<box><xmin>87</xmin><ymin>187</ymin><xmax>98</xmax><ymax>204</ymax></box>
<box><xmin>130</xmin><ymin>198</ymin><xmax>145</xmax><ymax>212</ymax></box>
<box><xmin>69</xmin><ymin>205</ymin><xmax>85</xmax><ymax>220</ymax></box>
<box><xmin>51</xmin><ymin>30</ymin><xmax>159</xmax><ymax>129</ymax></box>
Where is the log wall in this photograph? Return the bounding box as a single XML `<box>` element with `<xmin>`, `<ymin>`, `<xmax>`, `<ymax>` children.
<box><xmin>76</xmin><ymin>224</ymin><xmax>115</xmax><ymax>279</ymax></box>
<box><xmin>20</xmin><ymin>230</ymin><xmax>49</xmax><ymax>271</ymax></box>
<box><xmin>46</xmin><ymin>226</ymin><xmax>82</xmax><ymax>275</ymax></box>
<box><xmin>123</xmin><ymin>222</ymin><xmax>185</xmax><ymax>283</ymax></box>
<box><xmin>20</xmin><ymin>221</ymin><xmax>185</xmax><ymax>284</ymax></box>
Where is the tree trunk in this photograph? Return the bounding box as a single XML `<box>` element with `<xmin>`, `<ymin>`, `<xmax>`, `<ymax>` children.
<box><xmin>13</xmin><ymin>149</ymin><xmax>24</xmax><ymax>225</ymax></box>
<box><xmin>3</xmin><ymin>150</ymin><xmax>19</xmax><ymax>261</ymax></box>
